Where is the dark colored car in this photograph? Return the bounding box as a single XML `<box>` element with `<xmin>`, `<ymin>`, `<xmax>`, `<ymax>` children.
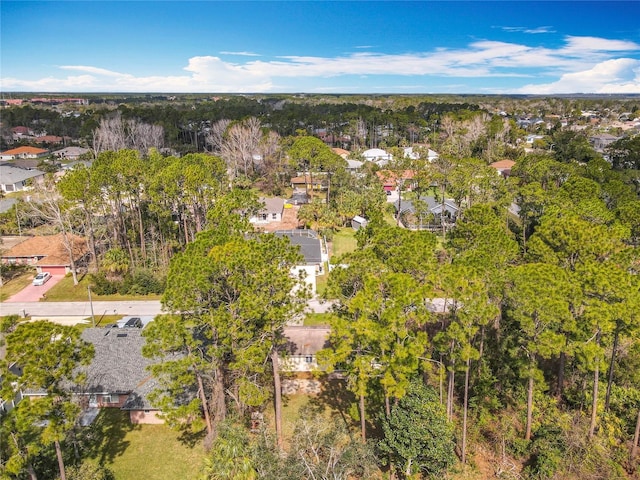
<box><xmin>123</xmin><ymin>317</ymin><xmax>143</xmax><ymax>328</ymax></box>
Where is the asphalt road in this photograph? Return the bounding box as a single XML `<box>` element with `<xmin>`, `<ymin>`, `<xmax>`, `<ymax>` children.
<box><xmin>0</xmin><ymin>300</ymin><xmax>163</xmax><ymax>318</ymax></box>
<box><xmin>0</xmin><ymin>298</ymin><xmax>333</xmax><ymax>318</ymax></box>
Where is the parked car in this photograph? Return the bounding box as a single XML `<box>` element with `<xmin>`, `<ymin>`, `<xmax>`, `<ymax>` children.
<box><xmin>32</xmin><ymin>272</ymin><xmax>51</xmax><ymax>286</ymax></box>
<box><xmin>123</xmin><ymin>317</ymin><xmax>142</xmax><ymax>328</ymax></box>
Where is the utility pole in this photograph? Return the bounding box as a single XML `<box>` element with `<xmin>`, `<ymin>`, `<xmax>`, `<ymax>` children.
<box><xmin>88</xmin><ymin>285</ymin><xmax>95</xmax><ymax>327</ymax></box>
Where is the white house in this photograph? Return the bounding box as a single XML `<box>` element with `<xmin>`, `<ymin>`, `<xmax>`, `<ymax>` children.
<box><xmin>282</xmin><ymin>326</ymin><xmax>331</xmax><ymax>372</ymax></box>
<box><xmin>362</xmin><ymin>148</ymin><xmax>393</xmax><ymax>166</ymax></box>
<box><xmin>0</xmin><ymin>164</ymin><xmax>45</xmax><ymax>192</ymax></box>
<box><xmin>0</xmin><ymin>146</ymin><xmax>48</xmax><ymax>161</ymax></box>
<box><xmin>249</xmin><ymin>197</ymin><xmax>285</xmax><ymax>225</ymax></box>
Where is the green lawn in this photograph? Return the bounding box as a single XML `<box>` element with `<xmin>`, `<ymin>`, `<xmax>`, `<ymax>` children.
<box><xmin>42</xmin><ymin>275</ymin><xmax>161</xmax><ymax>302</ymax></box>
<box><xmin>304</xmin><ymin>312</ymin><xmax>331</xmax><ymax>326</ymax></box>
<box><xmin>330</xmin><ymin>228</ymin><xmax>358</xmax><ymax>259</ymax></box>
<box><xmin>0</xmin><ymin>272</ymin><xmax>33</xmax><ymax>302</ymax></box>
<box><xmin>83</xmin><ymin>409</ymin><xmax>204</xmax><ymax>480</ymax></box>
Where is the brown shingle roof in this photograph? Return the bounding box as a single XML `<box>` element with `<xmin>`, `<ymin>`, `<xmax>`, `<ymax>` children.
<box><xmin>2</xmin><ymin>234</ymin><xmax>88</xmax><ymax>266</ymax></box>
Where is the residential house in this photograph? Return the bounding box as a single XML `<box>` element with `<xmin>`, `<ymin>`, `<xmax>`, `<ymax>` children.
<box><xmin>489</xmin><ymin>160</ymin><xmax>516</xmax><ymax>178</ymax></box>
<box><xmin>249</xmin><ymin>197</ymin><xmax>285</xmax><ymax>225</ymax></box>
<box><xmin>275</xmin><ymin>229</ymin><xmax>328</xmax><ymax>294</ymax></box>
<box><xmin>290</xmin><ymin>174</ymin><xmax>327</xmax><ymax>193</ymax></box>
<box><xmin>53</xmin><ymin>146</ymin><xmax>91</xmax><ymax>161</ymax></box>
<box><xmin>0</xmin><ymin>146</ymin><xmax>48</xmax><ymax>161</ymax></box>
<box><xmin>362</xmin><ymin>148</ymin><xmax>392</xmax><ymax>166</ymax></box>
<box><xmin>34</xmin><ymin>135</ymin><xmax>64</xmax><ymax>145</ymax></box>
<box><xmin>282</xmin><ymin>326</ymin><xmax>330</xmax><ymax>372</ymax></box>
<box><xmin>0</xmin><ymin>164</ymin><xmax>45</xmax><ymax>192</ymax></box>
<box><xmin>394</xmin><ymin>196</ymin><xmax>459</xmax><ymax>230</ymax></box>
<box><xmin>376</xmin><ymin>169</ymin><xmax>417</xmax><ymax>192</ymax></box>
<box><xmin>345</xmin><ymin>159</ymin><xmax>364</xmax><ymax>173</ymax></box>
<box><xmin>10</xmin><ymin>126</ymin><xmax>34</xmax><ymax>138</ymax></box>
<box><xmin>589</xmin><ymin>133</ymin><xmax>620</xmax><ymax>153</ymax></box>
<box><xmin>1</xmin><ymin>233</ymin><xmax>88</xmax><ymax>276</ymax></box>
<box><xmin>72</xmin><ymin>327</ymin><xmax>172</xmax><ymax>425</ymax></box>
<box><xmin>331</xmin><ymin>147</ymin><xmax>350</xmax><ymax>159</ymax></box>
<box><xmin>403</xmin><ymin>146</ymin><xmax>439</xmax><ymax>162</ymax></box>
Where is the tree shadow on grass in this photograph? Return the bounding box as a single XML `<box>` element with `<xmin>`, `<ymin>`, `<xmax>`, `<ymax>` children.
<box><xmin>177</xmin><ymin>427</ymin><xmax>206</xmax><ymax>448</ymax></box>
<box><xmin>78</xmin><ymin>408</ymin><xmax>140</xmax><ymax>465</ymax></box>
<box><xmin>307</xmin><ymin>374</ymin><xmax>358</xmax><ymax>429</ymax></box>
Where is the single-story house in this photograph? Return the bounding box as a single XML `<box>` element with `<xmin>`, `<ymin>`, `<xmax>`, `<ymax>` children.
<box><xmin>345</xmin><ymin>159</ymin><xmax>364</xmax><ymax>173</ymax></box>
<box><xmin>249</xmin><ymin>197</ymin><xmax>285</xmax><ymax>225</ymax></box>
<box><xmin>489</xmin><ymin>160</ymin><xmax>516</xmax><ymax>178</ymax></box>
<box><xmin>589</xmin><ymin>133</ymin><xmax>620</xmax><ymax>152</ymax></box>
<box><xmin>34</xmin><ymin>135</ymin><xmax>64</xmax><ymax>145</ymax></box>
<box><xmin>53</xmin><ymin>146</ymin><xmax>91</xmax><ymax>160</ymax></box>
<box><xmin>282</xmin><ymin>326</ymin><xmax>331</xmax><ymax>372</ymax></box>
<box><xmin>275</xmin><ymin>229</ymin><xmax>328</xmax><ymax>294</ymax></box>
<box><xmin>0</xmin><ymin>146</ymin><xmax>48</xmax><ymax>161</ymax></box>
<box><xmin>394</xmin><ymin>196</ymin><xmax>459</xmax><ymax>230</ymax></box>
<box><xmin>376</xmin><ymin>169</ymin><xmax>417</xmax><ymax>192</ymax></box>
<box><xmin>362</xmin><ymin>148</ymin><xmax>392</xmax><ymax>166</ymax></box>
<box><xmin>10</xmin><ymin>126</ymin><xmax>33</xmax><ymax>138</ymax></box>
<box><xmin>1</xmin><ymin>233</ymin><xmax>89</xmax><ymax>275</ymax></box>
<box><xmin>331</xmin><ymin>147</ymin><xmax>350</xmax><ymax>159</ymax></box>
<box><xmin>403</xmin><ymin>146</ymin><xmax>439</xmax><ymax>162</ymax></box>
<box><xmin>72</xmin><ymin>327</ymin><xmax>170</xmax><ymax>424</ymax></box>
<box><xmin>0</xmin><ymin>164</ymin><xmax>45</xmax><ymax>192</ymax></box>
<box><xmin>291</xmin><ymin>174</ymin><xmax>327</xmax><ymax>191</ymax></box>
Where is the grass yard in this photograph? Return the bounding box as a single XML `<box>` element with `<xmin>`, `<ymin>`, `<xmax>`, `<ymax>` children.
<box><xmin>303</xmin><ymin>312</ymin><xmax>331</xmax><ymax>326</ymax></box>
<box><xmin>83</xmin><ymin>409</ymin><xmax>204</xmax><ymax>480</ymax></box>
<box><xmin>43</xmin><ymin>275</ymin><xmax>161</xmax><ymax>302</ymax></box>
<box><xmin>0</xmin><ymin>271</ymin><xmax>33</xmax><ymax>302</ymax></box>
<box><xmin>330</xmin><ymin>228</ymin><xmax>357</xmax><ymax>259</ymax></box>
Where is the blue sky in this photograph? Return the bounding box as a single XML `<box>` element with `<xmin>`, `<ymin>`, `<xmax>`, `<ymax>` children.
<box><xmin>1</xmin><ymin>1</ymin><xmax>639</xmax><ymax>94</ymax></box>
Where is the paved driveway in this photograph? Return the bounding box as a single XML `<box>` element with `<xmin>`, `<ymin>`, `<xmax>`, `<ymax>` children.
<box><xmin>4</xmin><ymin>274</ymin><xmax>65</xmax><ymax>303</ymax></box>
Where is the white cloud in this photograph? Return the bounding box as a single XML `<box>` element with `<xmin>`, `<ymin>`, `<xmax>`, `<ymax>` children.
<box><xmin>2</xmin><ymin>36</ymin><xmax>639</xmax><ymax>93</ymax></box>
<box><xmin>219</xmin><ymin>51</ymin><xmax>261</xmax><ymax>57</ymax></box>
<box><xmin>58</xmin><ymin>65</ymin><xmax>126</xmax><ymax>77</ymax></box>
<box><xmin>499</xmin><ymin>26</ymin><xmax>555</xmax><ymax>34</ymax></box>
<box><xmin>515</xmin><ymin>58</ymin><xmax>640</xmax><ymax>94</ymax></box>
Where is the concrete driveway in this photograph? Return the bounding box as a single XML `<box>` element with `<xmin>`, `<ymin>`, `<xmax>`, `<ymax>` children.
<box><xmin>4</xmin><ymin>274</ymin><xmax>65</xmax><ymax>303</ymax></box>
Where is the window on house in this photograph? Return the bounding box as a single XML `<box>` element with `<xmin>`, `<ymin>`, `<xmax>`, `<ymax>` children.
<box><xmin>305</xmin><ymin>356</ymin><xmax>313</xmax><ymax>363</ymax></box>
<box><xmin>272</xmin><ymin>213</ymin><xmax>278</xmax><ymax>220</ymax></box>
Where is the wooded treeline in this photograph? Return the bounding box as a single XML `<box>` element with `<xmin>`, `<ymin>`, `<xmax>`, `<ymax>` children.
<box><xmin>1</xmin><ymin>95</ymin><xmax>640</xmax><ymax>479</ymax></box>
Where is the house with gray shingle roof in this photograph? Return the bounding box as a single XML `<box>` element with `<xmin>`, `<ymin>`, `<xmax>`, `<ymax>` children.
<box><xmin>0</xmin><ymin>164</ymin><xmax>45</xmax><ymax>192</ymax></box>
<box><xmin>274</xmin><ymin>229</ymin><xmax>328</xmax><ymax>294</ymax></box>
<box><xmin>249</xmin><ymin>197</ymin><xmax>285</xmax><ymax>225</ymax></box>
<box><xmin>71</xmin><ymin>327</ymin><xmax>171</xmax><ymax>424</ymax></box>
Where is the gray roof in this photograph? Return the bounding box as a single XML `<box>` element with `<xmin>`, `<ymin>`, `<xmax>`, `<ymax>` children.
<box><xmin>0</xmin><ymin>164</ymin><xmax>45</xmax><ymax>186</ymax></box>
<box><xmin>282</xmin><ymin>326</ymin><xmax>331</xmax><ymax>355</ymax></box>
<box><xmin>258</xmin><ymin>197</ymin><xmax>285</xmax><ymax>214</ymax></box>
<box><xmin>0</xmin><ymin>198</ymin><xmax>17</xmax><ymax>214</ymax></box>
<box><xmin>74</xmin><ymin>328</ymin><xmax>155</xmax><ymax>395</ymax></box>
<box><xmin>275</xmin><ymin>229</ymin><xmax>323</xmax><ymax>264</ymax></box>
<box><xmin>395</xmin><ymin>196</ymin><xmax>459</xmax><ymax>216</ymax></box>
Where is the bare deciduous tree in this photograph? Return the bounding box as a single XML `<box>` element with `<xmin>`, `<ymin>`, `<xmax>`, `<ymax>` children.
<box><xmin>92</xmin><ymin>112</ymin><xmax>164</xmax><ymax>156</ymax></box>
<box><xmin>221</xmin><ymin>117</ymin><xmax>263</xmax><ymax>179</ymax></box>
<box><xmin>204</xmin><ymin>119</ymin><xmax>231</xmax><ymax>153</ymax></box>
